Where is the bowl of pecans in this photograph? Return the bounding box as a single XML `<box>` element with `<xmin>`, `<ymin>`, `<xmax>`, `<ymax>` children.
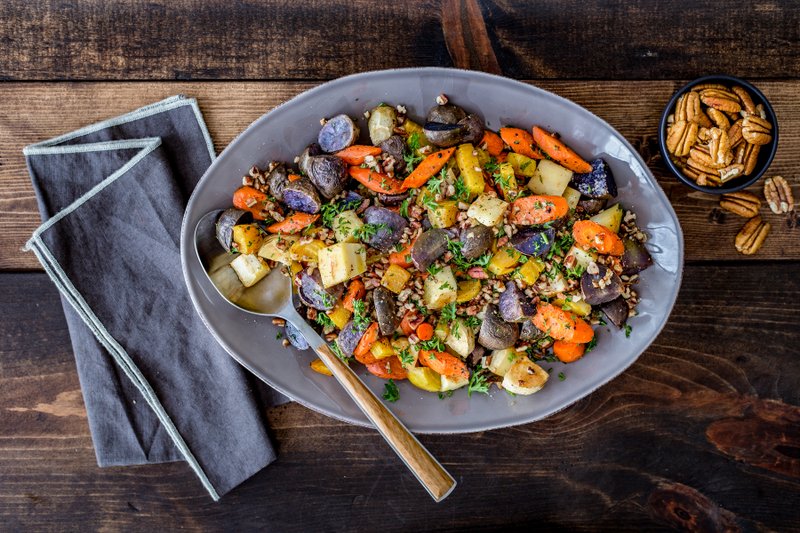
<box><xmin>659</xmin><ymin>75</ymin><xmax>778</xmax><ymax>193</ymax></box>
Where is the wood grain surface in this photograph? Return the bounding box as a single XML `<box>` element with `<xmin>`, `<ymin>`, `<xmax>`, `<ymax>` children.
<box><xmin>1</xmin><ymin>80</ymin><xmax>798</xmax><ymax>269</ymax></box>
<box><xmin>3</xmin><ymin>266</ymin><xmax>799</xmax><ymax>531</ymax></box>
<box><xmin>1</xmin><ymin>0</ymin><xmax>799</xmax><ymax>81</ymax></box>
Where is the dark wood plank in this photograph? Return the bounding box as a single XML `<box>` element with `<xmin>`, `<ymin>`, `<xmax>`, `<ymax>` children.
<box><xmin>2</xmin><ymin>267</ymin><xmax>799</xmax><ymax>530</ymax></box>
<box><xmin>1</xmin><ymin>1</ymin><xmax>799</xmax><ymax>81</ymax></box>
<box><xmin>1</xmin><ymin>80</ymin><xmax>798</xmax><ymax>270</ymax></box>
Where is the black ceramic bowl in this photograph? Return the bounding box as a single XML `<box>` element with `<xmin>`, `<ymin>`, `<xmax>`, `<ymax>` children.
<box><xmin>658</xmin><ymin>74</ymin><xmax>778</xmax><ymax>194</ymax></box>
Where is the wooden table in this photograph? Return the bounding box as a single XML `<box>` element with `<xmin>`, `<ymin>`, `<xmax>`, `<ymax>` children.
<box><xmin>2</xmin><ymin>1</ymin><xmax>799</xmax><ymax>530</ymax></box>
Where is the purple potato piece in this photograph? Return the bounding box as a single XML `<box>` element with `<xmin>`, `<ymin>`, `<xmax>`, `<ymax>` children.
<box><xmin>372</xmin><ymin>287</ymin><xmax>397</xmax><ymax>336</ymax></box>
<box><xmin>577</xmin><ymin>197</ymin><xmax>608</xmax><ymax>215</ymax></box>
<box><xmin>520</xmin><ymin>319</ymin><xmax>545</xmax><ymax>342</ymax></box>
<box><xmin>318</xmin><ymin>114</ymin><xmax>360</xmax><ymax>153</ymax></box>
<box><xmin>307</xmin><ymin>155</ymin><xmax>348</xmax><ymax>199</ymax></box>
<box><xmin>601</xmin><ymin>297</ymin><xmax>629</xmax><ymax>328</ymax></box>
<box><xmin>267</xmin><ymin>164</ymin><xmax>290</xmax><ymax>202</ymax></box>
<box><xmin>478</xmin><ymin>304</ymin><xmax>519</xmax><ymax>350</ymax></box>
<box><xmin>297</xmin><ymin>270</ymin><xmax>343</xmax><ymax>311</ymax></box>
<box><xmin>498</xmin><ymin>282</ymin><xmax>535</xmax><ymax>323</ymax></box>
<box><xmin>379</xmin><ymin>135</ymin><xmax>407</xmax><ymax>173</ymax></box>
<box><xmin>459</xmin><ymin>114</ymin><xmax>485</xmax><ymax>145</ymax></box>
<box><xmin>337</xmin><ymin>320</ymin><xmax>367</xmax><ymax>357</ymax></box>
<box><xmin>411</xmin><ymin>228</ymin><xmax>449</xmax><ymax>272</ymax></box>
<box><xmin>427</xmin><ymin>103</ymin><xmax>467</xmax><ymax>124</ymax></box>
<box><xmin>459</xmin><ymin>225</ymin><xmax>493</xmax><ymax>260</ymax></box>
<box><xmin>467</xmin><ymin>345</ymin><xmax>486</xmax><ymax>367</ymax></box>
<box><xmin>298</xmin><ymin>143</ymin><xmax>323</xmax><ymax>177</ymax></box>
<box><xmin>570</xmin><ymin>158</ymin><xmax>617</xmax><ymax>199</ymax></box>
<box><xmin>282</xmin><ymin>177</ymin><xmax>321</xmax><ymax>214</ymax></box>
<box><xmin>377</xmin><ymin>191</ymin><xmax>409</xmax><ymax>206</ymax></box>
<box><xmin>362</xmin><ymin>206</ymin><xmax>409</xmax><ymax>253</ymax></box>
<box><xmin>620</xmin><ymin>238</ymin><xmax>653</xmax><ymax>275</ymax></box>
<box><xmin>423</xmin><ymin>121</ymin><xmax>466</xmax><ymax>148</ymax></box>
<box><xmin>580</xmin><ymin>264</ymin><xmax>623</xmax><ymax>305</ymax></box>
<box><xmin>511</xmin><ymin>227</ymin><xmax>556</xmax><ymax>258</ymax></box>
<box><xmin>215</xmin><ymin>208</ymin><xmax>252</xmax><ymax>253</ymax></box>
<box><xmin>284</xmin><ymin>322</ymin><xmax>309</xmax><ymax>350</ymax></box>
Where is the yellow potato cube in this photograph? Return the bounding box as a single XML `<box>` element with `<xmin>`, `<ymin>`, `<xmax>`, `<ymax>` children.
<box><xmin>456</xmin><ymin>143</ymin><xmax>485</xmax><ymax>200</ymax></box>
<box><xmin>428</xmin><ymin>200</ymin><xmax>459</xmax><ymax>228</ymax></box>
<box><xmin>381</xmin><ymin>264</ymin><xmax>411</xmax><ymax>294</ymax></box>
<box><xmin>506</xmin><ymin>152</ymin><xmax>538</xmax><ymax>177</ymax></box>
<box><xmin>370</xmin><ymin>339</ymin><xmax>395</xmax><ymax>360</ymax></box>
<box><xmin>326</xmin><ymin>303</ymin><xmax>352</xmax><ymax>330</ymax></box>
<box><xmin>528</xmin><ymin>159</ymin><xmax>573</xmax><ymax>196</ymax></box>
<box><xmin>590</xmin><ymin>203</ymin><xmax>623</xmax><ymax>233</ymax></box>
<box><xmin>487</xmin><ymin>247</ymin><xmax>521</xmax><ymax>276</ymax></box>
<box><xmin>496</xmin><ymin>162</ymin><xmax>519</xmax><ymax>200</ymax></box>
<box><xmin>232</xmin><ymin>224</ymin><xmax>264</xmax><ymax>254</ymax></box>
<box><xmin>290</xmin><ymin>239</ymin><xmax>326</xmax><ymax>263</ymax></box>
<box><xmin>467</xmin><ymin>193</ymin><xmax>509</xmax><ymax>227</ymax></box>
<box><xmin>317</xmin><ymin>243</ymin><xmax>367</xmax><ymax>288</ymax></box>
<box><xmin>513</xmin><ymin>258</ymin><xmax>545</xmax><ymax>284</ymax></box>
<box><xmin>310</xmin><ymin>359</ymin><xmax>333</xmax><ymax>376</ymax></box>
<box><xmin>554</xmin><ymin>296</ymin><xmax>592</xmax><ymax>317</ymax></box>
<box><xmin>456</xmin><ymin>279</ymin><xmax>481</xmax><ymax>303</ymax></box>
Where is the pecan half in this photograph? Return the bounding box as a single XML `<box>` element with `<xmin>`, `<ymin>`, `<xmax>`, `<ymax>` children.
<box><xmin>707</xmin><ymin>108</ymin><xmax>730</xmax><ymax>130</ymax></box>
<box><xmin>688</xmin><ymin>145</ymin><xmax>720</xmax><ymax>169</ymax></box>
<box><xmin>720</xmin><ymin>191</ymin><xmax>761</xmax><ymax>218</ymax></box>
<box><xmin>700</xmin><ymin>89</ymin><xmax>742</xmax><ymax>114</ymax></box>
<box><xmin>735</xmin><ymin>216</ymin><xmax>770</xmax><ymax>255</ymax></box>
<box><xmin>719</xmin><ymin>163</ymin><xmax>745</xmax><ymax>183</ymax></box>
<box><xmin>734</xmin><ymin>142</ymin><xmax>761</xmax><ymax>176</ymax></box>
<box><xmin>742</xmin><ymin>115</ymin><xmax>773</xmax><ymax>145</ymax></box>
<box><xmin>732</xmin><ymin>86</ymin><xmax>757</xmax><ymax>115</ymax></box>
<box><xmin>764</xmin><ymin>176</ymin><xmax>795</xmax><ymax>214</ymax></box>
<box><xmin>666</xmin><ymin>120</ymin><xmax>699</xmax><ymax>156</ymax></box>
<box><xmin>727</xmin><ymin>119</ymin><xmax>744</xmax><ymax>148</ymax></box>
<box><xmin>708</xmin><ymin>128</ymin><xmax>733</xmax><ymax>167</ymax></box>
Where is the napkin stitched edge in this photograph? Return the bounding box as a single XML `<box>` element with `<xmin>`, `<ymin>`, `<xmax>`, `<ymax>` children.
<box><xmin>23</xmin><ymin>96</ymin><xmax>223</xmax><ymax>500</ymax></box>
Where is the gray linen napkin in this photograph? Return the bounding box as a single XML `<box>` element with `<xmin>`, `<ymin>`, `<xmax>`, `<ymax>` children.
<box><xmin>23</xmin><ymin>96</ymin><xmax>286</xmax><ymax>499</ymax></box>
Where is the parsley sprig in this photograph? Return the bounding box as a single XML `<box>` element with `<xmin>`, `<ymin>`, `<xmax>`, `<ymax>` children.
<box><xmin>382</xmin><ymin>379</ymin><xmax>400</xmax><ymax>402</ymax></box>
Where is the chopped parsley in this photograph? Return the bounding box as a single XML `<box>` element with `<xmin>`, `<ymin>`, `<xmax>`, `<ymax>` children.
<box><xmin>427</xmin><ymin>263</ymin><xmax>444</xmax><ymax>276</ymax></box>
<box><xmin>330</xmin><ymin>342</ymin><xmax>349</xmax><ymax>363</ymax></box>
<box><xmin>584</xmin><ymin>336</ymin><xmax>598</xmax><ymax>353</ymax></box>
<box><xmin>440</xmin><ymin>302</ymin><xmax>457</xmax><ymax>324</ymax></box>
<box><xmin>399</xmin><ymin>197</ymin><xmax>411</xmax><ymax>218</ymax></box>
<box><xmin>624</xmin><ymin>324</ymin><xmax>632</xmax><ymax>338</ymax></box>
<box><xmin>467</xmin><ymin>367</ymin><xmax>490</xmax><ymax>397</ymax></box>
<box><xmin>453</xmin><ymin>176</ymin><xmax>470</xmax><ymax>202</ymax></box>
<box><xmin>320</xmin><ymin>198</ymin><xmax>361</xmax><ymax>228</ymax></box>
<box><xmin>446</xmin><ymin>239</ymin><xmax>492</xmax><ymax>271</ymax></box>
<box><xmin>352</xmin><ymin>299</ymin><xmax>370</xmax><ymax>330</ymax></box>
<box><xmin>418</xmin><ymin>338</ymin><xmax>446</xmax><ymax>352</ymax></box>
<box><xmin>353</xmin><ymin>222</ymin><xmax>388</xmax><ymax>242</ymax></box>
<box><xmin>275</xmin><ymin>332</ymin><xmax>283</xmax><ymax>340</ymax></box>
<box><xmin>438</xmin><ymin>390</ymin><xmax>454</xmax><ymax>400</ymax></box>
<box><xmin>315</xmin><ymin>313</ymin><xmax>335</xmax><ymax>329</ymax></box>
<box><xmin>427</xmin><ymin>169</ymin><xmax>446</xmax><ymax>195</ymax></box>
<box><xmin>382</xmin><ymin>379</ymin><xmax>400</xmax><ymax>402</ymax></box>
<box><xmin>397</xmin><ymin>347</ymin><xmax>414</xmax><ymax>366</ymax></box>
<box><xmin>558</xmin><ymin>372</ymin><xmax>566</xmax><ymax>381</ymax></box>
<box><xmin>404</xmin><ymin>133</ymin><xmax>425</xmax><ymax>171</ymax></box>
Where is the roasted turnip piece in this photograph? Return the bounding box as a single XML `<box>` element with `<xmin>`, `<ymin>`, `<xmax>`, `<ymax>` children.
<box><xmin>285</xmin><ymin>322</ymin><xmax>309</xmax><ymax>350</ymax></box>
<box><xmin>267</xmin><ymin>164</ymin><xmax>290</xmax><ymax>202</ymax></box>
<box><xmin>570</xmin><ymin>158</ymin><xmax>617</xmax><ymax>199</ymax></box>
<box><xmin>377</xmin><ymin>191</ymin><xmax>409</xmax><ymax>206</ymax></box>
<box><xmin>216</xmin><ymin>208</ymin><xmax>252</xmax><ymax>252</ymax></box>
<box><xmin>368</xmin><ymin>105</ymin><xmax>398</xmax><ymax>145</ymax></box>
<box><xmin>307</xmin><ymin>155</ymin><xmax>348</xmax><ymax>199</ymax></box>
<box><xmin>337</xmin><ymin>320</ymin><xmax>367</xmax><ymax>357</ymax></box>
<box><xmin>580</xmin><ymin>264</ymin><xmax>623</xmax><ymax>305</ymax></box>
<box><xmin>373</xmin><ymin>287</ymin><xmax>398</xmax><ymax>336</ymax></box>
<box><xmin>411</xmin><ymin>228</ymin><xmax>449</xmax><ymax>272</ymax></box>
<box><xmin>601</xmin><ymin>297</ymin><xmax>629</xmax><ymax>328</ymax></box>
<box><xmin>520</xmin><ymin>319</ymin><xmax>545</xmax><ymax>342</ymax></box>
<box><xmin>282</xmin><ymin>177</ymin><xmax>321</xmax><ymax>214</ymax></box>
<box><xmin>498</xmin><ymin>282</ymin><xmax>535</xmax><ymax>322</ymax></box>
<box><xmin>298</xmin><ymin>143</ymin><xmax>323</xmax><ymax>177</ymax></box>
<box><xmin>318</xmin><ymin>114</ymin><xmax>360</xmax><ymax>153</ymax></box>
<box><xmin>297</xmin><ymin>270</ymin><xmax>343</xmax><ymax>311</ymax></box>
<box><xmin>511</xmin><ymin>227</ymin><xmax>556</xmax><ymax>257</ymax></box>
<box><xmin>362</xmin><ymin>206</ymin><xmax>408</xmax><ymax>253</ymax></box>
<box><xmin>577</xmin><ymin>197</ymin><xmax>608</xmax><ymax>215</ymax></box>
<box><xmin>459</xmin><ymin>225</ymin><xmax>493</xmax><ymax>260</ymax></box>
<box><xmin>620</xmin><ymin>238</ymin><xmax>653</xmax><ymax>275</ymax></box>
<box><xmin>427</xmin><ymin>104</ymin><xmax>466</xmax><ymax>124</ymax></box>
<box><xmin>379</xmin><ymin>135</ymin><xmax>407</xmax><ymax>173</ymax></box>
<box><xmin>478</xmin><ymin>304</ymin><xmax>519</xmax><ymax>350</ymax></box>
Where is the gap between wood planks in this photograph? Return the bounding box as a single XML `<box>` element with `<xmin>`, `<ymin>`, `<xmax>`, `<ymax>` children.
<box><xmin>0</xmin><ymin>80</ymin><xmax>798</xmax><ymax>270</ymax></box>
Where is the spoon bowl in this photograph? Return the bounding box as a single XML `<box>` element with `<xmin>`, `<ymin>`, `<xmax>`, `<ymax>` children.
<box><xmin>192</xmin><ymin>209</ymin><xmax>456</xmax><ymax>502</ymax></box>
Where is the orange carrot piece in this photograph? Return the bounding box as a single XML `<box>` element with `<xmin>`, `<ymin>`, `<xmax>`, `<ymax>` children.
<box><xmin>532</xmin><ymin>303</ymin><xmax>577</xmax><ymax>342</ymax></box>
<box><xmin>416</xmin><ymin>323</ymin><xmax>434</xmax><ymax>341</ymax></box>
<box><xmin>531</xmin><ymin>126</ymin><xmax>592</xmax><ymax>173</ymax></box>
<box><xmin>401</xmin><ymin>147</ymin><xmax>456</xmax><ymax>190</ymax></box>
<box><xmin>481</xmin><ymin>130</ymin><xmax>505</xmax><ymax>157</ymax></box>
<box><xmin>335</xmin><ymin>145</ymin><xmax>382</xmax><ymax>165</ymax></box>
<box><xmin>507</xmin><ymin>195</ymin><xmax>569</xmax><ymax>225</ymax></box>
<box><xmin>389</xmin><ymin>241</ymin><xmax>415</xmax><ymax>268</ymax></box>
<box><xmin>266</xmin><ymin>213</ymin><xmax>320</xmax><ymax>234</ymax></box>
<box><xmin>348</xmin><ymin>166</ymin><xmax>406</xmax><ymax>194</ymax></box>
<box><xmin>288</xmin><ymin>173</ymin><xmax>302</xmax><ymax>182</ymax></box>
<box><xmin>553</xmin><ymin>341</ymin><xmax>586</xmax><ymax>363</ymax></box>
<box><xmin>499</xmin><ymin>127</ymin><xmax>544</xmax><ymax>160</ymax></box>
<box><xmin>365</xmin><ymin>356</ymin><xmax>408</xmax><ymax>380</ymax></box>
<box><xmin>572</xmin><ymin>220</ymin><xmax>624</xmax><ymax>256</ymax></box>
<box><xmin>419</xmin><ymin>350</ymin><xmax>469</xmax><ymax>381</ymax></box>
<box><xmin>495</xmin><ymin>152</ymin><xmax>508</xmax><ymax>163</ymax></box>
<box><xmin>342</xmin><ymin>279</ymin><xmax>366</xmax><ymax>312</ymax></box>
<box><xmin>569</xmin><ymin>318</ymin><xmax>595</xmax><ymax>344</ymax></box>
<box><xmin>232</xmin><ymin>186</ymin><xmax>269</xmax><ymax>220</ymax></box>
<box><xmin>400</xmin><ymin>311</ymin><xmax>422</xmax><ymax>336</ymax></box>
<box><xmin>353</xmin><ymin>323</ymin><xmax>380</xmax><ymax>360</ymax></box>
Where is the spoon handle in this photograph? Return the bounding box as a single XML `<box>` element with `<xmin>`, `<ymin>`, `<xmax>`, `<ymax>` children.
<box><xmin>312</xmin><ymin>341</ymin><xmax>456</xmax><ymax>502</ymax></box>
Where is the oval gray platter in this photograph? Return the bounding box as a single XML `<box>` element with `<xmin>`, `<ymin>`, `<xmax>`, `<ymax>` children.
<box><xmin>180</xmin><ymin>68</ymin><xmax>684</xmax><ymax>434</ymax></box>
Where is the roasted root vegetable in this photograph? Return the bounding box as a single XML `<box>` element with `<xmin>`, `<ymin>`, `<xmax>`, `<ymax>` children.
<box><xmin>570</xmin><ymin>158</ymin><xmax>617</xmax><ymax>199</ymax></box>
<box><xmin>508</xmin><ymin>195</ymin><xmax>569</xmax><ymax>225</ymax></box>
<box><xmin>506</xmin><ymin>153</ymin><xmax>537</xmax><ymax>178</ymax></box>
<box><xmin>427</xmin><ymin>200</ymin><xmax>459</xmax><ymax>229</ymax></box>
<box><xmin>233</xmin><ymin>186</ymin><xmax>269</xmax><ymax>220</ymax></box>
<box><xmin>230</xmin><ymin>254</ymin><xmax>270</xmax><ymax>288</ymax></box>
<box><xmin>267</xmin><ymin>213</ymin><xmax>320</xmax><ymax>234</ymax></box>
<box><xmin>232</xmin><ymin>224</ymin><xmax>264</xmax><ymax>254</ymax></box>
<box><xmin>455</xmin><ymin>143</ymin><xmax>485</xmax><ymax>200</ymax></box>
<box><xmin>310</xmin><ymin>358</ymin><xmax>333</xmax><ymax>376</ymax></box>
<box><xmin>348</xmin><ymin>167</ymin><xmax>406</xmax><ymax>195</ymax></box>
<box><xmin>258</xmin><ymin>234</ymin><xmax>298</xmax><ymax>266</ymax></box>
<box><xmin>590</xmin><ymin>203</ymin><xmax>623</xmax><ymax>233</ymax></box>
<box><xmin>487</xmin><ymin>348</ymin><xmax>518</xmax><ymax>376</ymax></box>
<box><xmin>216</xmin><ymin>208</ymin><xmax>253</xmax><ymax>253</ymax></box>
<box><xmin>381</xmin><ymin>264</ymin><xmax>411</xmax><ymax>294</ymax></box>
<box><xmin>572</xmin><ymin>220</ymin><xmax>624</xmax><ymax>256</ymax></box>
<box><xmin>481</xmin><ymin>130</ymin><xmax>504</xmax><ymax>156</ymax></box>
<box><xmin>368</xmin><ymin>105</ymin><xmax>398</xmax><ymax>145</ymax></box>
<box><xmin>478</xmin><ymin>304</ymin><xmax>519</xmax><ymax>350</ymax></box>
<box><xmin>467</xmin><ymin>193</ymin><xmax>509</xmax><ymax>227</ymax></box>
<box><xmin>333</xmin><ymin>210</ymin><xmax>364</xmax><ymax>243</ymax></box>
<box><xmin>500</xmin><ymin>127</ymin><xmax>543</xmax><ymax>160</ymax></box>
<box><xmin>407</xmin><ymin>366</ymin><xmax>442</xmax><ymax>392</ymax></box>
<box><xmin>502</xmin><ymin>359</ymin><xmax>549</xmax><ymax>395</ymax></box>
<box><xmin>419</xmin><ymin>350</ymin><xmax>469</xmax><ymax>381</ymax></box>
<box><xmin>531</xmin><ymin>126</ymin><xmax>592</xmax><ymax>174</ymax></box>
<box><xmin>401</xmin><ymin>147</ymin><xmax>456</xmax><ymax>189</ymax></box>
<box><xmin>487</xmin><ymin>247</ymin><xmax>521</xmax><ymax>276</ymax></box>
<box><xmin>423</xmin><ymin>266</ymin><xmax>458</xmax><ymax>309</ymax></box>
<box><xmin>335</xmin><ymin>145</ymin><xmax>382</xmax><ymax>165</ymax></box>
<box><xmin>444</xmin><ymin>318</ymin><xmax>476</xmax><ymax>358</ymax></box>
<box><xmin>317</xmin><ymin>242</ymin><xmax>367</xmax><ymax>288</ymax></box>
<box><xmin>528</xmin><ymin>159</ymin><xmax>574</xmax><ymax>196</ymax></box>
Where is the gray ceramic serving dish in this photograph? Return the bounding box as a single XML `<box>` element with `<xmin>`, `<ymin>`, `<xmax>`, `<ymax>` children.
<box><xmin>180</xmin><ymin>68</ymin><xmax>684</xmax><ymax>433</ymax></box>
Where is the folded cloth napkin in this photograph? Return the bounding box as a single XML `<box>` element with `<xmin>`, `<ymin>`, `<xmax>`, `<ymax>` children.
<box><xmin>23</xmin><ymin>95</ymin><xmax>287</xmax><ymax>499</ymax></box>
